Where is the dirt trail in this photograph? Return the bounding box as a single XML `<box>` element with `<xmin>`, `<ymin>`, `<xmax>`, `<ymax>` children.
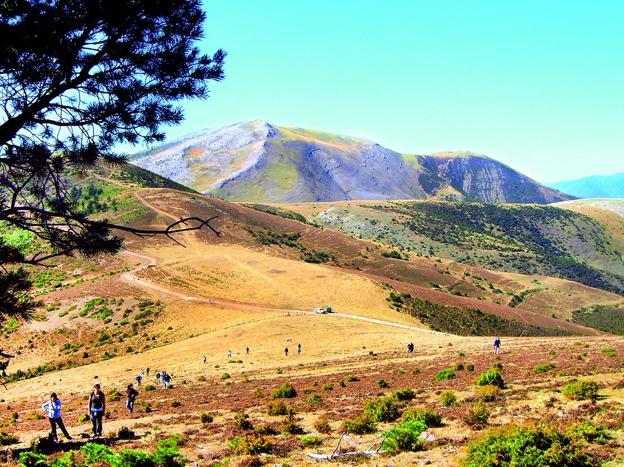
<box><xmin>120</xmin><ymin>190</ymin><xmax>436</xmax><ymax>335</ymax></box>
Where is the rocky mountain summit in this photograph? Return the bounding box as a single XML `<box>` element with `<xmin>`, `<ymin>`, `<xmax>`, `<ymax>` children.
<box><xmin>131</xmin><ymin>120</ymin><xmax>573</xmax><ymax>204</ymax></box>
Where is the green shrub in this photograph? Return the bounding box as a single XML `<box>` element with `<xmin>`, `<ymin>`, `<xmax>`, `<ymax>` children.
<box><xmin>342</xmin><ymin>414</ymin><xmax>377</xmax><ymax>434</ymax></box>
<box><xmin>567</xmin><ymin>421</ymin><xmax>611</xmax><ymax>445</ymax></box>
<box><xmin>200</xmin><ymin>413</ymin><xmax>213</xmax><ymax>424</ymax></box>
<box><xmin>453</xmin><ymin>363</ymin><xmax>465</xmax><ymax>371</ymax></box>
<box><xmin>392</xmin><ymin>388</ymin><xmax>416</xmax><ymax>401</ymax></box>
<box><xmin>602</xmin><ymin>348</ymin><xmax>616</xmax><ymax>358</ymax></box>
<box><xmin>78</xmin><ymin>413</ymin><xmax>90</xmax><ymax>423</ymax></box>
<box><xmin>377</xmin><ymin>379</ymin><xmax>389</xmax><ymax>388</ymax></box>
<box><xmin>463</xmin><ymin>402</ymin><xmax>490</xmax><ymax>428</ymax></box>
<box><xmin>563</xmin><ymin>380</ymin><xmax>600</xmax><ymax>401</ymax></box>
<box><xmin>108</xmin><ymin>390</ymin><xmax>122</xmax><ymax>402</ymax></box>
<box><xmin>382</xmin><ymin>419</ymin><xmax>426</xmax><ymax>453</ymax></box>
<box><xmin>466</xmin><ymin>363</ymin><xmax>475</xmax><ymax>372</ymax></box>
<box><xmin>267</xmin><ymin>401</ymin><xmax>293</xmax><ymax>416</ymax></box>
<box><xmin>463</xmin><ymin>425</ymin><xmax>595</xmax><ymax>466</ymax></box>
<box><xmin>475</xmin><ymin>370</ymin><xmax>505</xmax><ymax>389</ymax></box>
<box><xmin>300</xmin><ymin>434</ymin><xmax>323</xmax><ymax>447</ymax></box>
<box><xmin>144</xmin><ymin>384</ymin><xmax>156</xmax><ymax>391</ymax></box>
<box><xmin>534</xmin><ymin>363</ymin><xmax>556</xmax><ymax>374</ymax></box>
<box><xmin>321</xmin><ymin>383</ymin><xmax>333</xmax><ymax>391</ymax></box>
<box><xmin>273</xmin><ymin>383</ymin><xmax>297</xmax><ymax>398</ymax></box>
<box><xmin>439</xmin><ymin>391</ymin><xmax>458</xmax><ymax>407</ymax></box>
<box><xmin>171</xmin><ymin>400</ymin><xmax>181</xmax><ymax>408</ymax></box>
<box><xmin>308</xmin><ymin>394</ymin><xmax>324</xmax><ymax>406</ymax></box>
<box><xmin>364</xmin><ymin>396</ymin><xmax>402</xmax><ymax>422</ymax></box>
<box><xmin>117</xmin><ymin>426</ymin><xmax>134</xmax><ymax>440</ymax></box>
<box><xmin>281</xmin><ymin>413</ymin><xmax>304</xmax><ymax>434</ymax></box>
<box><xmin>403</xmin><ymin>408</ymin><xmax>442</xmax><ymax>428</ymax></box>
<box><xmin>346</xmin><ymin>375</ymin><xmax>359</xmax><ymax>382</ymax></box>
<box><xmin>435</xmin><ymin>368</ymin><xmax>456</xmax><ymax>381</ymax></box>
<box><xmin>221</xmin><ymin>372</ymin><xmax>230</xmax><ymax>380</ymax></box>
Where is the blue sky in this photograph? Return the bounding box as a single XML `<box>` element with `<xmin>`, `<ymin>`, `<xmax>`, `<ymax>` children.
<box><xmin>154</xmin><ymin>0</ymin><xmax>623</xmax><ymax>182</ymax></box>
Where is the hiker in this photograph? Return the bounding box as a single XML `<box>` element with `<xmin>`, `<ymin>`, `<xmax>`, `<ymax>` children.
<box><xmin>203</xmin><ymin>355</ymin><xmax>207</xmax><ymax>364</ymax></box>
<box><xmin>227</xmin><ymin>350</ymin><xmax>232</xmax><ymax>359</ymax></box>
<box><xmin>155</xmin><ymin>372</ymin><xmax>161</xmax><ymax>385</ymax></box>
<box><xmin>162</xmin><ymin>372</ymin><xmax>172</xmax><ymax>389</ymax></box>
<box><xmin>135</xmin><ymin>373</ymin><xmax>143</xmax><ymax>387</ymax></box>
<box><xmin>146</xmin><ymin>367</ymin><xmax>150</xmax><ymax>377</ymax></box>
<box><xmin>126</xmin><ymin>384</ymin><xmax>139</xmax><ymax>414</ymax></box>
<box><xmin>246</xmin><ymin>347</ymin><xmax>250</xmax><ymax>355</ymax></box>
<box><xmin>42</xmin><ymin>393</ymin><xmax>72</xmax><ymax>442</ymax></box>
<box><xmin>297</xmin><ymin>343</ymin><xmax>302</xmax><ymax>355</ymax></box>
<box><xmin>494</xmin><ymin>337</ymin><xmax>501</xmax><ymax>355</ymax></box>
<box><xmin>284</xmin><ymin>347</ymin><xmax>289</xmax><ymax>357</ymax></box>
<box><xmin>407</xmin><ymin>342</ymin><xmax>414</xmax><ymax>353</ymax></box>
<box><xmin>88</xmin><ymin>384</ymin><xmax>106</xmax><ymax>438</ymax></box>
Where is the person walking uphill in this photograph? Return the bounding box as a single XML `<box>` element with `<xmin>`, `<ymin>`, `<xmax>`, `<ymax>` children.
<box><xmin>42</xmin><ymin>393</ymin><xmax>72</xmax><ymax>442</ymax></box>
<box><xmin>494</xmin><ymin>336</ymin><xmax>501</xmax><ymax>355</ymax></box>
<box><xmin>88</xmin><ymin>384</ymin><xmax>106</xmax><ymax>438</ymax></box>
<box><xmin>126</xmin><ymin>384</ymin><xmax>139</xmax><ymax>414</ymax></box>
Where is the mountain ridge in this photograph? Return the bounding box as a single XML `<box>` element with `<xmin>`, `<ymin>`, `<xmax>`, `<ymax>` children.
<box><xmin>549</xmin><ymin>172</ymin><xmax>624</xmax><ymax>198</ymax></box>
<box><xmin>130</xmin><ymin>120</ymin><xmax>574</xmax><ymax>204</ymax></box>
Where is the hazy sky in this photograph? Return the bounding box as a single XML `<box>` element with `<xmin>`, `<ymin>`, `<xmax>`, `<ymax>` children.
<box><xmin>151</xmin><ymin>0</ymin><xmax>624</xmax><ymax>182</ymax></box>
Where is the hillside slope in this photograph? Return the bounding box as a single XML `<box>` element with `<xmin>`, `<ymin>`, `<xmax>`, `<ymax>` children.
<box><xmin>130</xmin><ymin>120</ymin><xmax>572</xmax><ymax>204</ymax></box>
<box><xmin>549</xmin><ymin>173</ymin><xmax>624</xmax><ymax>198</ymax></box>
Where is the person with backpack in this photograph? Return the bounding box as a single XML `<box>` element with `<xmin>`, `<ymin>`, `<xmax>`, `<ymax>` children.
<box><xmin>126</xmin><ymin>384</ymin><xmax>138</xmax><ymax>414</ymax></box>
<box><xmin>284</xmin><ymin>347</ymin><xmax>289</xmax><ymax>357</ymax></box>
<box><xmin>88</xmin><ymin>384</ymin><xmax>106</xmax><ymax>438</ymax></box>
<box><xmin>41</xmin><ymin>393</ymin><xmax>72</xmax><ymax>442</ymax></box>
<box><xmin>135</xmin><ymin>373</ymin><xmax>142</xmax><ymax>387</ymax></box>
<box><xmin>146</xmin><ymin>367</ymin><xmax>150</xmax><ymax>377</ymax></box>
<box><xmin>162</xmin><ymin>371</ymin><xmax>171</xmax><ymax>389</ymax></box>
<box><xmin>494</xmin><ymin>337</ymin><xmax>501</xmax><ymax>355</ymax></box>
<box><xmin>155</xmin><ymin>372</ymin><xmax>161</xmax><ymax>385</ymax></box>
<box><xmin>297</xmin><ymin>343</ymin><xmax>302</xmax><ymax>355</ymax></box>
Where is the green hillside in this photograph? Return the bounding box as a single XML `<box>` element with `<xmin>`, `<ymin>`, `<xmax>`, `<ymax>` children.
<box><xmin>308</xmin><ymin>201</ymin><xmax>624</xmax><ymax>295</ymax></box>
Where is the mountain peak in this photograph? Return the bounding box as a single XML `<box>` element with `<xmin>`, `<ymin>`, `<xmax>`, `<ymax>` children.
<box><xmin>131</xmin><ymin>122</ymin><xmax>574</xmax><ymax>204</ymax></box>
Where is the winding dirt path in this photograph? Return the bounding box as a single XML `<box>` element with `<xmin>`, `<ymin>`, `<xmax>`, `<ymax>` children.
<box><xmin>119</xmin><ymin>190</ymin><xmax>436</xmax><ymax>334</ymax></box>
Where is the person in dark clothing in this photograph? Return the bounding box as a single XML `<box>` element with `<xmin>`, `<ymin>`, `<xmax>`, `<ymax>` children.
<box><xmin>88</xmin><ymin>384</ymin><xmax>106</xmax><ymax>437</ymax></box>
<box><xmin>146</xmin><ymin>367</ymin><xmax>150</xmax><ymax>376</ymax></box>
<box><xmin>135</xmin><ymin>373</ymin><xmax>142</xmax><ymax>386</ymax></box>
<box><xmin>284</xmin><ymin>347</ymin><xmax>289</xmax><ymax>357</ymax></box>
<box><xmin>126</xmin><ymin>384</ymin><xmax>138</xmax><ymax>414</ymax></box>
<box><xmin>494</xmin><ymin>337</ymin><xmax>501</xmax><ymax>355</ymax></box>
<box><xmin>42</xmin><ymin>393</ymin><xmax>72</xmax><ymax>442</ymax></box>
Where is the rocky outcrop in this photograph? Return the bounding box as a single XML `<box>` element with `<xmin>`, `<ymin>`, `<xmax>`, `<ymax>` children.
<box><xmin>130</xmin><ymin>121</ymin><xmax>574</xmax><ymax>204</ymax></box>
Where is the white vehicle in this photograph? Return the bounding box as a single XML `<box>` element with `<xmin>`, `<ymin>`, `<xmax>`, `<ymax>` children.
<box><xmin>314</xmin><ymin>306</ymin><xmax>333</xmax><ymax>314</ymax></box>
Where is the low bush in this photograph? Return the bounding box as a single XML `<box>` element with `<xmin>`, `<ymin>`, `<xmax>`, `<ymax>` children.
<box><xmin>453</xmin><ymin>363</ymin><xmax>465</xmax><ymax>371</ymax></box>
<box><xmin>567</xmin><ymin>421</ymin><xmax>611</xmax><ymax>445</ymax></box>
<box><xmin>602</xmin><ymin>348</ymin><xmax>616</xmax><ymax>358</ymax></box>
<box><xmin>562</xmin><ymin>380</ymin><xmax>600</xmax><ymax>401</ymax></box>
<box><xmin>230</xmin><ymin>434</ymin><xmax>273</xmax><ymax>455</ymax></box>
<box><xmin>463</xmin><ymin>425</ymin><xmax>596</xmax><ymax>466</ymax></box>
<box><xmin>308</xmin><ymin>394</ymin><xmax>324</xmax><ymax>406</ymax></box>
<box><xmin>382</xmin><ymin>419</ymin><xmax>427</xmax><ymax>453</ymax></box>
<box><xmin>346</xmin><ymin>375</ymin><xmax>359</xmax><ymax>382</ymax></box>
<box><xmin>534</xmin><ymin>363</ymin><xmax>556</xmax><ymax>374</ymax></box>
<box><xmin>435</xmin><ymin>368</ymin><xmax>456</xmax><ymax>381</ymax></box>
<box><xmin>439</xmin><ymin>391</ymin><xmax>458</xmax><ymax>407</ymax></box>
<box><xmin>463</xmin><ymin>402</ymin><xmax>490</xmax><ymax>428</ymax></box>
<box><xmin>117</xmin><ymin>426</ymin><xmax>134</xmax><ymax>440</ymax></box>
<box><xmin>321</xmin><ymin>383</ymin><xmax>333</xmax><ymax>391</ymax></box>
<box><xmin>342</xmin><ymin>414</ymin><xmax>377</xmax><ymax>434</ymax></box>
<box><xmin>475</xmin><ymin>370</ymin><xmax>505</xmax><ymax>389</ymax></box>
<box><xmin>377</xmin><ymin>379</ymin><xmax>389</xmax><ymax>388</ymax></box>
<box><xmin>108</xmin><ymin>390</ymin><xmax>122</xmax><ymax>402</ymax></box>
<box><xmin>200</xmin><ymin>413</ymin><xmax>213</xmax><ymax>424</ymax></box>
<box><xmin>234</xmin><ymin>412</ymin><xmax>253</xmax><ymax>430</ymax></box>
<box><xmin>221</xmin><ymin>373</ymin><xmax>231</xmax><ymax>380</ymax></box>
<box><xmin>266</xmin><ymin>401</ymin><xmax>293</xmax><ymax>416</ymax></box>
<box><xmin>364</xmin><ymin>396</ymin><xmax>402</xmax><ymax>422</ymax></box>
<box><xmin>281</xmin><ymin>413</ymin><xmax>304</xmax><ymax>435</ymax></box>
<box><xmin>0</xmin><ymin>432</ymin><xmax>18</xmax><ymax>446</ymax></box>
<box><xmin>403</xmin><ymin>408</ymin><xmax>442</xmax><ymax>428</ymax></box>
<box><xmin>273</xmin><ymin>383</ymin><xmax>297</xmax><ymax>398</ymax></box>
<box><xmin>171</xmin><ymin>400</ymin><xmax>181</xmax><ymax>408</ymax></box>
<box><xmin>466</xmin><ymin>363</ymin><xmax>475</xmax><ymax>372</ymax></box>
<box><xmin>392</xmin><ymin>388</ymin><xmax>416</xmax><ymax>401</ymax></box>
<box><xmin>144</xmin><ymin>384</ymin><xmax>156</xmax><ymax>391</ymax></box>
<box><xmin>300</xmin><ymin>434</ymin><xmax>323</xmax><ymax>447</ymax></box>
<box><xmin>476</xmin><ymin>385</ymin><xmax>503</xmax><ymax>402</ymax></box>
<box><xmin>315</xmin><ymin>417</ymin><xmax>332</xmax><ymax>434</ymax></box>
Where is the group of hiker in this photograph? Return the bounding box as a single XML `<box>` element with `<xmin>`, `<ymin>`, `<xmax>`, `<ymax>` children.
<box><xmin>41</xmin><ymin>366</ymin><xmax>170</xmax><ymax>443</ymax></box>
<box><xmin>203</xmin><ymin>343</ymin><xmax>304</xmax><ymax>363</ymax></box>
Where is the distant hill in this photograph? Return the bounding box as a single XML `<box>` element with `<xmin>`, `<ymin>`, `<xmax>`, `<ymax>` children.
<box><xmin>549</xmin><ymin>173</ymin><xmax>624</xmax><ymax>198</ymax></box>
<box><xmin>130</xmin><ymin>120</ymin><xmax>573</xmax><ymax>204</ymax></box>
